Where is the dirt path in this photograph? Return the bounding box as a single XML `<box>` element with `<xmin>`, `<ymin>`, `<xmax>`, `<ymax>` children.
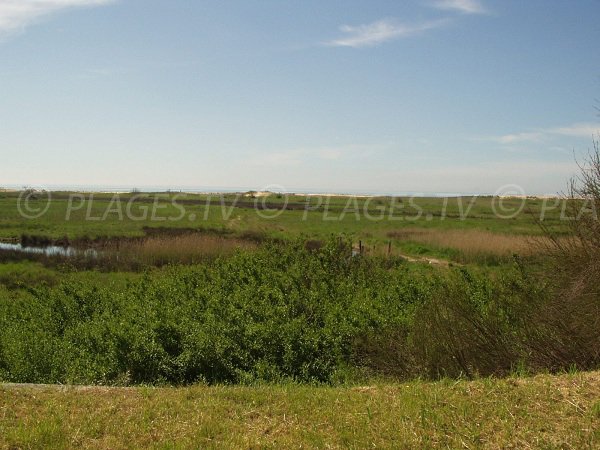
<box><xmin>398</xmin><ymin>253</ymin><xmax>451</xmax><ymax>266</ymax></box>
<box><xmin>351</xmin><ymin>246</ymin><xmax>453</xmax><ymax>266</ymax></box>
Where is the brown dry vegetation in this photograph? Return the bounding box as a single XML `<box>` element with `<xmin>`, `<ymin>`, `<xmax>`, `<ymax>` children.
<box><xmin>0</xmin><ymin>233</ymin><xmax>258</xmax><ymax>270</ymax></box>
<box><xmin>107</xmin><ymin>234</ymin><xmax>257</xmax><ymax>266</ymax></box>
<box><xmin>527</xmin><ymin>140</ymin><xmax>600</xmax><ymax>371</ymax></box>
<box><xmin>387</xmin><ymin>228</ymin><xmax>545</xmax><ymax>261</ymax></box>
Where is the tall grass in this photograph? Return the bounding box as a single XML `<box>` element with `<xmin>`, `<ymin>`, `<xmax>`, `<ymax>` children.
<box><xmin>387</xmin><ymin>228</ymin><xmax>541</xmax><ymax>263</ymax></box>
<box><xmin>103</xmin><ymin>234</ymin><xmax>257</xmax><ymax>267</ymax></box>
<box><xmin>0</xmin><ymin>234</ymin><xmax>258</xmax><ymax>271</ymax></box>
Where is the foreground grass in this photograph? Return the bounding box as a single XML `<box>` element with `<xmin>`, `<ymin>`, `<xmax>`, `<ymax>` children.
<box><xmin>1</xmin><ymin>372</ymin><xmax>599</xmax><ymax>449</ymax></box>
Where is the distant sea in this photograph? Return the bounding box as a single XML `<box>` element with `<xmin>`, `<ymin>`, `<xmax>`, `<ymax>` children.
<box><xmin>2</xmin><ymin>184</ymin><xmax>544</xmax><ymax>198</ymax></box>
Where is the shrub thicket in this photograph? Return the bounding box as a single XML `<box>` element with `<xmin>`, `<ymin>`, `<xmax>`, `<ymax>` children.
<box><xmin>0</xmin><ymin>238</ymin><xmax>544</xmax><ymax>385</ymax></box>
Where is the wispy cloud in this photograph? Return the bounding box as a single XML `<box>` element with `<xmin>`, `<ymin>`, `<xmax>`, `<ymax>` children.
<box><xmin>431</xmin><ymin>0</ymin><xmax>487</xmax><ymax>15</ymax></box>
<box><xmin>549</xmin><ymin>123</ymin><xmax>599</xmax><ymax>138</ymax></box>
<box><xmin>0</xmin><ymin>0</ymin><xmax>115</xmax><ymax>35</ymax></box>
<box><xmin>474</xmin><ymin>122</ymin><xmax>600</xmax><ymax>144</ymax></box>
<box><xmin>325</xmin><ymin>18</ymin><xmax>448</xmax><ymax>48</ymax></box>
<box><xmin>491</xmin><ymin>131</ymin><xmax>545</xmax><ymax>145</ymax></box>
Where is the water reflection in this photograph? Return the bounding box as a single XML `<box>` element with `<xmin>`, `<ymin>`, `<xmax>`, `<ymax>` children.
<box><xmin>0</xmin><ymin>242</ymin><xmax>98</xmax><ymax>258</ymax></box>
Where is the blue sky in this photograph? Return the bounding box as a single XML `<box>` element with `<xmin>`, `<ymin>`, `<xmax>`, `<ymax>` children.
<box><xmin>1</xmin><ymin>0</ymin><xmax>599</xmax><ymax>194</ymax></box>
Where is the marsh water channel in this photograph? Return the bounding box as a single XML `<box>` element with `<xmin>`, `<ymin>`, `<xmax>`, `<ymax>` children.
<box><xmin>0</xmin><ymin>242</ymin><xmax>98</xmax><ymax>258</ymax></box>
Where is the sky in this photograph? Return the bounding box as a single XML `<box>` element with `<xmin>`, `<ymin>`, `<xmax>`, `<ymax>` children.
<box><xmin>1</xmin><ymin>0</ymin><xmax>599</xmax><ymax>195</ymax></box>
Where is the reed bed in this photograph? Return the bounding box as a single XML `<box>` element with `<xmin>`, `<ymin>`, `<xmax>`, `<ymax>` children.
<box><xmin>387</xmin><ymin>228</ymin><xmax>545</xmax><ymax>263</ymax></box>
<box><xmin>0</xmin><ymin>234</ymin><xmax>258</xmax><ymax>271</ymax></box>
<box><xmin>107</xmin><ymin>234</ymin><xmax>257</xmax><ymax>267</ymax></box>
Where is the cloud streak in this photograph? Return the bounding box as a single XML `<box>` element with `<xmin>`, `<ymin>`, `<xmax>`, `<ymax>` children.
<box><xmin>0</xmin><ymin>0</ymin><xmax>115</xmax><ymax>35</ymax></box>
<box><xmin>431</xmin><ymin>0</ymin><xmax>487</xmax><ymax>15</ymax></box>
<box><xmin>475</xmin><ymin>123</ymin><xmax>600</xmax><ymax>145</ymax></box>
<box><xmin>325</xmin><ymin>18</ymin><xmax>448</xmax><ymax>48</ymax></box>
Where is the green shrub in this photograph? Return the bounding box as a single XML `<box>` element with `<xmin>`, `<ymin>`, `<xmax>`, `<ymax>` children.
<box><xmin>0</xmin><ymin>239</ymin><xmax>436</xmax><ymax>385</ymax></box>
<box><xmin>352</xmin><ymin>261</ymin><xmax>547</xmax><ymax>379</ymax></box>
<box><xmin>3</xmin><ymin>237</ymin><xmax>578</xmax><ymax>386</ymax></box>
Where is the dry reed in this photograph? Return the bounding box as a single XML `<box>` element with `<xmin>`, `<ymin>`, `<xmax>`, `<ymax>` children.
<box><xmin>387</xmin><ymin>228</ymin><xmax>544</xmax><ymax>260</ymax></box>
<box><xmin>107</xmin><ymin>234</ymin><xmax>257</xmax><ymax>266</ymax></box>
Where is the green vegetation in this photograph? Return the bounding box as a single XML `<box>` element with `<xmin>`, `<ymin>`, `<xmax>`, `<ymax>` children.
<box><xmin>0</xmin><ymin>236</ymin><xmax>588</xmax><ymax>386</ymax></box>
<box><xmin>0</xmin><ymin>190</ymin><xmax>569</xmax><ymax>242</ymax></box>
<box><xmin>2</xmin><ymin>371</ymin><xmax>599</xmax><ymax>448</ymax></box>
<box><xmin>0</xmin><ymin>240</ymin><xmax>457</xmax><ymax>384</ymax></box>
<box><xmin>0</xmin><ymin>190</ymin><xmax>573</xmax><ymax>270</ymax></box>
<box><xmin>0</xmin><ymin>183</ymin><xmax>598</xmax><ymax>385</ymax></box>
<box><xmin>1</xmin><ymin>166</ymin><xmax>599</xmax><ymax>446</ymax></box>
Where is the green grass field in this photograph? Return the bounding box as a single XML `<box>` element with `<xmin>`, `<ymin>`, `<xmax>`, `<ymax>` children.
<box><xmin>0</xmin><ymin>190</ymin><xmax>570</xmax><ymax>240</ymax></box>
<box><xmin>2</xmin><ymin>371</ymin><xmax>599</xmax><ymax>449</ymax></box>
<box><xmin>0</xmin><ymin>190</ymin><xmax>572</xmax><ymax>268</ymax></box>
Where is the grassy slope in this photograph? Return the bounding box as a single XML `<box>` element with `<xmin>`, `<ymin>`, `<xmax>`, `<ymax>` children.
<box><xmin>1</xmin><ymin>372</ymin><xmax>599</xmax><ymax>449</ymax></box>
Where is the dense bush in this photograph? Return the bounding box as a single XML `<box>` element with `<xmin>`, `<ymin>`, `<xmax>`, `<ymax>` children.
<box><xmin>0</xmin><ymin>239</ymin><xmax>442</xmax><ymax>385</ymax></box>
<box><xmin>3</xmin><ymin>235</ymin><xmax>590</xmax><ymax>386</ymax></box>
<box><xmin>353</xmin><ymin>261</ymin><xmax>547</xmax><ymax>379</ymax></box>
